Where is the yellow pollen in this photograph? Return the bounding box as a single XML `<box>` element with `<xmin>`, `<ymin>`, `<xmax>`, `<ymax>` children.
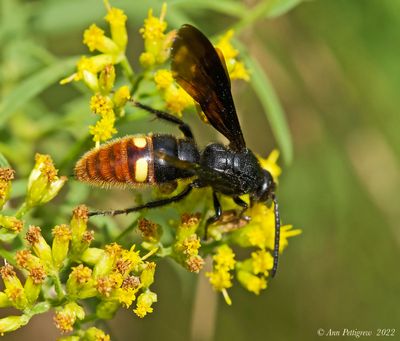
<box><xmin>135</xmin><ymin>158</ymin><xmax>148</xmax><ymax>182</ymax></box>
<box><xmin>133</xmin><ymin>137</ymin><xmax>147</xmax><ymax>148</ymax></box>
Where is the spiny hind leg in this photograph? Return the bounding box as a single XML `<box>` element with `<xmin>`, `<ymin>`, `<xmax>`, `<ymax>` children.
<box><xmin>132</xmin><ymin>101</ymin><xmax>194</xmax><ymax>140</ymax></box>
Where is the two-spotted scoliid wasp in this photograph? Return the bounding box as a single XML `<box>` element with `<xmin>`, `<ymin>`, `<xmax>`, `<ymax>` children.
<box><xmin>75</xmin><ymin>24</ymin><xmax>281</xmax><ymax>276</ymax></box>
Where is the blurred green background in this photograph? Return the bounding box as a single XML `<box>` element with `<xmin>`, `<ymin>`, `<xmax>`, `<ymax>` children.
<box><xmin>1</xmin><ymin>0</ymin><xmax>399</xmax><ymax>340</ymax></box>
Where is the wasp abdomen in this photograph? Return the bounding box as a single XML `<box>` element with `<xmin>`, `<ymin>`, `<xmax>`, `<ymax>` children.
<box><xmin>75</xmin><ymin>136</ymin><xmax>155</xmax><ymax>188</ymax></box>
<box><xmin>75</xmin><ymin>134</ymin><xmax>199</xmax><ymax>188</ymax></box>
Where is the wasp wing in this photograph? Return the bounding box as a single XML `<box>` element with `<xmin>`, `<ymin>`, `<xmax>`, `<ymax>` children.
<box><xmin>171</xmin><ymin>24</ymin><xmax>246</xmax><ymax>152</ymax></box>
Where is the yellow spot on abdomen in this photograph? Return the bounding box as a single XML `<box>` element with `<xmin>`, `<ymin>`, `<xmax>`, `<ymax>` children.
<box><xmin>133</xmin><ymin>137</ymin><xmax>147</xmax><ymax>148</ymax></box>
<box><xmin>135</xmin><ymin>158</ymin><xmax>148</xmax><ymax>182</ymax></box>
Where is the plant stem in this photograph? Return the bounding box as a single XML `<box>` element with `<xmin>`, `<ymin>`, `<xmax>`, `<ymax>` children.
<box><xmin>52</xmin><ymin>273</ymin><xmax>65</xmax><ymax>300</ymax></box>
<box><xmin>15</xmin><ymin>202</ymin><xmax>30</xmax><ymax>219</ymax></box>
<box><xmin>120</xmin><ymin>55</ymin><xmax>135</xmax><ymax>86</ymax></box>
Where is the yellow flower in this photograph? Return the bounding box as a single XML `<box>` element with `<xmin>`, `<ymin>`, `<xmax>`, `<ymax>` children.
<box><xmin>52</xmin><ymin>224</ymin><xmax>72</xmax><ymax>269</ymax></box>
<box><xmin>213</xmin><ymin>244</ymin><xmax>236</xmax><ymax>271</ymax></box>
<box><xmin>54</xmin><ymin>302</ymin><xmax>85</xmax><ymax>333</ymax></box>
<box><xmin>206</xmin><ymin>269</ymin><xmax>233</xmax><ymax>291</ymax></box>
<box><xmin>84</xmin><ymin>327</ymin><xmax>111</xmax><ymax>341</ymax></box>
<box><xmin>26</xmin><ymin>154</ymin><xmax>67</xmax><ymax>209</ymax></box>
<box><xmin>258</xmin><ymin>149</ymin><xmax>282</xmax><ymax>182</ymax></box>
<box><xmin>154</xmin><ymin>69</ymin><xmax>174</xmax><ymax>89</ymax></box>
<box><xmin>0</xmin><ymin>315</ymin><xmax>30</xmax><ymax>334</ymax></box>
<box><xmin>164</xmin><ymin>85</ymin><xmax>194</xmax><ymax>116</ymax></box>
<box><xmin>89</xmin><ymin>111</ymin><xmax>117</xmax><ymax>144</ymax></box>
<box><xmin>83</xmin><ymin>24</ymin><xmax>118</xmax><ymax>54</ymax></box>
<box><xmin>0</xmin><ymin>264</ymin><xmax>28</xmax><ymax>310</ymax></box>
<box><xmin>140</xmin><ymin>5</ymin><xmax>167</xmax><ymax>42</ymax></box>
<box><xmin>133</xmin><ymin>290</ymin><xmax>157</xmax><ymax>318</ymax></box>
<box><xmin>237</xmin><ymin>271</ymin><xmax>267</xmax><ymax>295</ymax></box>
<box><xmin>139</xmin><ymin>3</ymin><xmax>173</xmax><ymax>67</ymax></box>
<box><xmin>216</xmin><ymin>29</ymin><xmax>250</xmax><ymax>81</ymax></box>
<box><xmin>25</xmin><ymin>225</ymin><xmax>53</xmax><ymax>269</ymax></box>
<box><xmin>90</xmin><ymin>93</ymin><xmax>114</xmax><ymax>116</ymax></box>
<box><xmin>113</xmin><ymin>85</ymin><xmax>130</xmax><ymax>111</ymax></box>
<box><xmin>104</xmin><ymin>6</ymin><xmax>128</xmax><ymax>49</ymax></box>
<box><xmin>0</xmin><ymin>168</ymin><xmax>14</xmax><ymax>209</ymax></box>
<box><xmin>0</xmin><ymin>215</ymin><xmax>23</xmax><ymax>233</ymax></box>
<box><xmin>98</xmin><ymin>64</ymin><xmax>116</xmax><ymax>94</ymax></box>
<box><xmin>251</xmin><ymin>249</ymin><xmax>273</xmax><ymax>275</ymax></box>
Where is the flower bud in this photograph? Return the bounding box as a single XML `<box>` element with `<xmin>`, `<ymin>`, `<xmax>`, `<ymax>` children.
<box><xmin>113</xmin><ymin>85</ymin><xmax>130</xmax><ymax>112</ymax></box>
<box><xmin>53</xmin><ymin>302</ymin><xmax>85</xmax><ymax>333</ymax></box>
<box><xmin>25</xmin><ymin>226</ymin><xmax>53</xmax><ymax>269</ymax></box>
<box><xmin>133</xmin><ymin>290</ymin><xmax>157</xmax><ymax>318</ymax></box>
<box><xmin>96</xmin><ymin>300</ymin><xmax>119</xmax><ymax>320</ymax></box>
<box><xmin>84</xmin><ymin>327</ymin><xmax>111</xmax><ymax>341</ymax></box>
<box><xmin>0</xmin><ymin>215</ymin><xmax>23</xmax><ymax>234</ymax></box>
<box><xmin>140</xmin><ymin>262</ymin><xmax>156</xmax><ymax>289</ymax></box>
<box><xmin>26</xmin><ymin>154</ymin><xmax>67</xmax><ymax>209</ymax></box>
<box><xmin>98</xmin><ymin>64</ymin><xmax>115</xmax><ymax>94</ymax></box>
<box><xmin>105</xmin><ymin>7</ymin><xmax>128</xmax><ymax>50</ymax></box>
<box><xmin>92</xmin><ymin>243</ymin><xmax>122</xmax><ymax>278</ymax></box>
<box><xmin>0</xmin><ymin>264</ymin><xmax>28</xmax><ymax>310</ymax></box>
<box><xmin>0</xmin><ymin>168</ymin><xmax>14</xmax><ymax>209</ymax></box>
<box><xmin>66</xmin><ymin>265</ymin><xmax>96</xmax><ymax>299</ymax></box>
<box><xmin>52</xmin><ymin>224</ymin><xmax>72</xmax><ymax>269</ymax></box>
<box><xmin>70</xmin><ymin>205</ymin><xmax>89</xmax><ymax>257</ymax></box>
<box><xmin>236</xmin><ymin>270</ymin><xmax>267</xmax><ymax>295</ymax></box>
<box><xmin>24</xmin><ymin>266</ymin><xmax>46</xmax><ymax>305</ymax></box>
<box><xmin>0</xmin><ymin>315</ymin><xmax>29</xmax><ymax>334</ymax></box>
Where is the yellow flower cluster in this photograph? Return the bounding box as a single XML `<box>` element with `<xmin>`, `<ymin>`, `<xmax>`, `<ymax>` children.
<box><xmin>206</xmin><ymin>245</ymin><xmax>236</xmax><ymax>305</ymax></box>
<box><xmin>216</xmin><ymin>30</ymin><xmax>250</xmax><ymax>81</ymax></box>
<box><xmin>61</xmin><ymin>3</ymin><xmax>132</xmax><ymax>145</ymax></box>
<box><xmin>173</xmin><ymin>213</ymin><xmax>204</xmax><ymax>273</ymax></box>
<box><xmin>139</xmin><ymin>3</ymin><xmax>175</xmax><ymax>68</ymax></box>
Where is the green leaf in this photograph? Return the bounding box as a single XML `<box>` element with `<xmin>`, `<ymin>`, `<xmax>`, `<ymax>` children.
<box><xmin>0</xmin><ymin>57</ymin><xmax>77</xmax><ymax>127</ymax></box>
<box><xmin>0</xmin><ymin>152</ymin><xmax>10</xmax><ymax>167</ymax></box>
<box><xmin>243</xmin><ymin>54</ymin><xmax>293</xmax><ymax>164</ymax></box>
<box><xmin>267</xmin><ymin>0</ymin><xmax>303</xmax><ymax>18</ymax></box>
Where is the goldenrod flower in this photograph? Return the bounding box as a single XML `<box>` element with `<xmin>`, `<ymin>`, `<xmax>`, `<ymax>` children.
<box><xmin>98</xmin><ymin>64</ymin><xmax>116</xmax><ymax>94</ymax></box>
<box><xmin>89</xmin><ymin>112</ymin><xmax>117</xmax><ymax>144</ymax></box>
<box><xmin>134</xmin><ymin>290</ymin><xmax>157</xmax><ymax>318</ymax></box>
<box><xmin>117</xmin><ymin>276</ymin><xmax>140</xmax><ymax>308</ymax></box>
<box><xmin>24</xmin><ymin>266</ymin><xmax>46</xmax><ymax>305</ymax></box>
<box><xmin>83</xmin><ymin>24</ymin><xmax>119</xmax><ymax>54</ymax></box>
<box><xmin>206</xmin><ymin>245</ymin><xmax>236</xmax><ymax>305</ymax></box>
<box><xmin>140</xmin><ymin>262</ymin><xmax>156</xmax><ymax>288</ymax></box>
<box><xmin>54</xmin><ymin>302</ymin><xmax>85</xmax><ymax>333</ymax></box>
<box><xmin>139</xmin><ymin>3</ymin><xmax>173</xmax><ymax>67</ymax></box>
<box><xmin>90</xmin><ymin>93</ymin><xmax>114</xmax><ymax>116</ymax></box>
<box><xmin>15</xmin><ymin>250</ymin><xmax>42</xmax><ymax>272</ymax></box>
<box><xmin>52</xmin><ymin>224</ymin><xmax>72</xmax><ymax>269</ymax></box>
<box><xmin>0</xmin><ymin>215</ymin><xmax>23</xmax><ymax>233</ymax></box>
<box><xmin>66</xmin><ymin>265</ymin><xmax>96</xmax><ymax>299</ymax></box>
<box><xmin>251</xmin><ymin>249</ymin><xmax>273</xmax><ymax>275</ymax></box>
<box><xmin>105</xmin><ymin>6</ymin><xmax>128</xmax><ymax>50</ymax></box>
<box><xmin>25</xmin><ymin>225</ymin><xmax>53</xmax><ymax>269</ymax></box>
<box><xmin>164</xmin><ymin>86</ymin><xmax>194</xmax><ymax>116</ymax></box>
<box><xmin>0</xmin><ymin>264</ymin><xmax>28</xmax><ymax>310</ymax></box>
<box><xmin>0</xmin><ymin>168</ymin><xmax>14</xmax><ymax>209</ymax></box>
<box><xmin>154</xmin><ymin>69</ymin><xmax>174</xmax><ymax>89</ymax></box>
<box><xmin>237</xmin><ymin>270</ymin><xmax>267</xmax><ymax>295</ymax></box>
<box><xmin>26</xmin><ymin>154</ymin><xmax>67</xmax><ymax>209</ymax></box>
<box><xmin>113</xmin><ymin>85</ymin><xmax>130</xmax><ymax>114</ymax></box>
<box><xmin>138</xmin><ymin>218</ymin><xmax>161</xmax><ymax>243</ymax></box>
<box><xmin>0</xmin><ymin>315</ymin><xmax>29</xmax><ymax>334</ymax></box>
<box><xmin>216</xmin><ymin>29</ymin><xmax>250</xmax><ymax>81</ymax></box>
<box><xmin>92</xmin><ymin>242</ymin><xmax>122</xmax><ymax>278</ymax></box>
<box><xmin>84</xmin><ymin>327</ymin><xmax>111</xmax><ymax>341</ymax></box>
<box><xmin>258</xmin><ymin>149</ymin><xmax>282</xmax><ymax>182</ymax></box>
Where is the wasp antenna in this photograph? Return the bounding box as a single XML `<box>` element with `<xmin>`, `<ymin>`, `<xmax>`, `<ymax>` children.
<box><xmin>270</xmin><ymin>193</ymin><xmax>280</xmax><ymax>278</ymax></box>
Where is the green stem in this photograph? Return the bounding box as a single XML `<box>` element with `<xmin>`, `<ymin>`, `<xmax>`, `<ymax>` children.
<box><xmin>15</xmin><ymin>201</ymin><xmax>30</xmax><ymax>219</ymax></box>
<box><xmin>52</xmin><ymin>273</ymin><xmax>65</xmax><ymax>300</ymax></box>
<box><xmin>120</xmin><ymin>55</ymin><xmax>135</xmax><ymax>86</ymax></box>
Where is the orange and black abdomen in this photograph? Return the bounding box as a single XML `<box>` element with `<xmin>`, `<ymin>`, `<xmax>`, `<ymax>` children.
<box><xmin>75</xmin><ymin>134</ymin><xmax>199</xmax><ymax>188</ymax></box>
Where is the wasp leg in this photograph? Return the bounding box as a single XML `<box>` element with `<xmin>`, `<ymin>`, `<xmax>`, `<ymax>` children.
<box><xmin>233</xmin><ymin>196</ymin><xmax>250</xmax><ymax>220</ymax></box>
<box><xmin>88</xmin><ymin>184</ymin><xmax>193</xmax><ymax>217</ymax></box>
<box><xmin>132</xmin><ymin>101</ymin><xmax>194</xmax><ymax>140</ymax></box>
<box><xmin>205</xmin><ymin>191</ymin><xmax>222</xmax><ymax>239</ymax></box>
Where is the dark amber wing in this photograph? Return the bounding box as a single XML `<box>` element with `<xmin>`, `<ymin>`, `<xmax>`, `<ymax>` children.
<box><xmin>171</xmin><ymin>24</ymin><xmax>246</xmax><ymax>151</ymax></box>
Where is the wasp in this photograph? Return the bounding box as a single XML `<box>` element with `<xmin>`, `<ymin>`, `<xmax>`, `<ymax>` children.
<box><xmin>75</xmin><ymin>24</ymin><xmax>281</xmax><ymax>276</ymax></box>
